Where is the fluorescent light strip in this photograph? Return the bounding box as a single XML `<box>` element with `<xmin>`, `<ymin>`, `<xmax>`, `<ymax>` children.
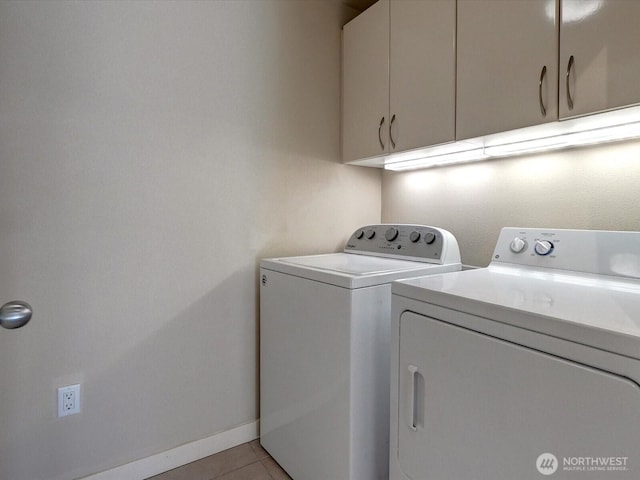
<box><xmin>383</xmin><ymin>139</ymin><xmax>482</xmax><ymax>165</ymax></box>
<box><xmin>483</xmin><ymin>136</ymin><xmax>569</xmax><ymax>157</ymax></box>
<box><xmin>384</xmin><ymin>148</ymin><xmax>488</xmax><ymax>171</ymax></box>
<box><xmin>383</xmin><ymin>106</ymin><xmax>640</xmax><ymax>171</ymax></box>
<box><xmin>566</xmin><ymin>121</ymin><xmax>640</xmax><ymax>147</ymax></box>
<box><xmin>485</xmin><ymin>120</ymin><xmax>640</xmax><ymax>157</ymax></box>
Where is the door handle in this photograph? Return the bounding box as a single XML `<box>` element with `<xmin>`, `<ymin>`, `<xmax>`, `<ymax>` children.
<box><xmin>566</xmin><ymin>55</ymin><xmax>575</xmax><ymax>110</ymax></box>
<box><xmin>539</xmin><ymin>65</ymin><xmax>547</xmax><ymax>117</ymax></box>
<box><xmin>378</xmin><ymin>116</ymin><xmax>386</xmax><ymax>150</ymax></box>
<box><xmin>408</xmin><ymin>364</ymin><xmax>420</xmax><ymax>431</ymax></box>
<box><xmin>0</xmin><ymin>301</ymin><xmax>33</xmax><ymax>329</ymax></box>
<box><xmin>389</xmin><ymin>114</ymin><xmax>397</xmax><ymax>149</ymax></box>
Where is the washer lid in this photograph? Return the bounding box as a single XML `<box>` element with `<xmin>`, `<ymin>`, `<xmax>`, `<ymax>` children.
<box><xmin>280</xmin><ymin>253</ymin><xmax>426</xmax><ymax>275</ymax></box>
<box><xmin>392</xmin><ymin>264</ymin><xmax>640</xmax><ymax>360</ymax></box>
<box><xmin>261</xmin><ymin>253</ymin><xmax>460</xmax><ymax>289</ymax></box>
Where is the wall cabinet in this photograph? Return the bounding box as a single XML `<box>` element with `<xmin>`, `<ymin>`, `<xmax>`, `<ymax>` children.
<box><xmin>560</xmin><ymin>0</ymin><xmax>640</xmax><ymax>119</ymax></box>
<box><xmin>342</xmin><ymin>0</ymin><xmax>455</xmax><ymax>163</ymax></box>
<box><xmin>343</xmin><ymin>0</ymin><xmax>640</xmax><ymax>165</ymax></box>
<box><xmin>458</xmin><ymin>0</ymin><xmax>640</xmax><ymax>138</ymax></box>
<box><xmin>456</xmin><ymin>0</ymin><xmax>559</xmax><ymax>141</ymax></box>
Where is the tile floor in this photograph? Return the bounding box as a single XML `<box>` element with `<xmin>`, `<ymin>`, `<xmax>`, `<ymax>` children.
<box><xmin>146</xmin><ymin>440</ymin><xmax>292</xmax><ymax>480</ymax></box>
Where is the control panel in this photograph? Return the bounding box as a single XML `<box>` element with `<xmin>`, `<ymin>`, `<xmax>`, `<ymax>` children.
<box><xmin>345</xmin><ymin>224</ymin><xmax>460</xmax><ymax>264</ymax></box>
<box><xmin>493</xmin><ymin>227</ymin><xmax>640</xmax><ymax>278</ymax></box>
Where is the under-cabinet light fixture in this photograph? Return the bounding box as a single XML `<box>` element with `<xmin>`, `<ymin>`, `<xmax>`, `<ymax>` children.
<box><xmin>383</xmin><ymin>105</ymin><xmax>640</xmax><ymax>171</ymax></box>
<box><xmin>385</xmin><ymin>148</ymin><xmax>488</xmax><ymax>171</ymax></box>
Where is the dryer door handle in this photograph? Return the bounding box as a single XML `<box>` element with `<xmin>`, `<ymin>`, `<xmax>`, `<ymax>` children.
<box><xmin>408</xmin><ymin>364</ymin><xmax>421</xmax><ymax>431</ymax></box>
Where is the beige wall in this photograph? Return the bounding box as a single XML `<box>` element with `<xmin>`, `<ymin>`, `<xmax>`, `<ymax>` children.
<box><xmin>382</xmin><ymin>139</ymin><xmax>640</xmax><ymax>267</ymax></box>
<box><xmin>0</xmin><ymin>2</ymin><xmax>380</xmax><ymax>479</ymax></box>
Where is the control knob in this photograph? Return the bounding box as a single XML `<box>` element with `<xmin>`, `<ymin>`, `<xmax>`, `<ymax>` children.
<box><xmin>365</xmin><ymin>229</ymin><xmax>375</xmax><ymax>240</ymax></box>
<box><xmin>409</xmin><ymin>231</ymin><xmax>421</xmax><ymax>243</ymax></box>
<box><xmin>534</xmin><ymin>240</ymin><xmax>554</xmax><ymax>256</ymax></box>
<box><xmin>354</xmin><ymin>229</ymin><xmax>364</xmax><ymax>240</ymax></box>
<box><xmin>424</xmin><ymin>232</ymin><xmax>436</xmax><ymax>245</ymax></box>
<box><xmin>385</xmin><ymin>227</ymin><xmax>399</xmax><ymax>242</ymax></box>
<box><xmin>509</xmin><ymin>237</ymin><xmax>527</xmax><ymax>253</ymax></box>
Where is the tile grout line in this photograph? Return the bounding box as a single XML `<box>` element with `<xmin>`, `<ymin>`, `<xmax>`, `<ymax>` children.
<box><xmin>210</xmin><ymin>455</ymin><xmax>277</xmax><ymax>480</ymax></box>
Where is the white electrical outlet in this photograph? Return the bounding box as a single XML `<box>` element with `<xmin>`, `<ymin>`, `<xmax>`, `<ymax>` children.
<box><xmin>57</xmin><ymin>384</ymin><xmax>81</xmax><ymax>417</ymax></box>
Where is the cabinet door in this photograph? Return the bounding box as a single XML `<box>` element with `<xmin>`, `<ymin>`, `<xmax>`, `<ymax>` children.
<box><xmin>560</xmin><ymin>0</ymin><xmax>640</xmax><ymax>119</ymax></box>
<box><xmin>389</xmin><ymin>0</ymin><xmax>455</xmax><ymax>152</ymax></box>
<box><xmin>456</xmin><ymin>0</ymin><xmax>558</xmax><ymax>140</ymax></box>
<box><xmin>342</xmin><ymin>0</ymin><xmax>389</xmax><ymax>162</ymax></box>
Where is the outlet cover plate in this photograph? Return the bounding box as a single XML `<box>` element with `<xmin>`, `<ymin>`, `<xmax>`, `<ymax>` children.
<box><xmin>58</xmin><ymin>384</ymin><xmax>80</xmax><ymax>417</ymax></box>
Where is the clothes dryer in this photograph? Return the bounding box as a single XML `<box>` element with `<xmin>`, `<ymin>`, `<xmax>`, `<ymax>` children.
<box><xmin>260</xmin><ymin>224</ymin><xmax>461</xmax><ymax>480</ymax></box>
<box><xmin>391</xmin><ymin>227</ymin><xmax>640</xmax><ymax>480</ymax></box>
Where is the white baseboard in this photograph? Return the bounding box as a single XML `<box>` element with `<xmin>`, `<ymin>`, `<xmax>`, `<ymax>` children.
<box><xmin>81</xmin><ymin>420</ymin><xmax>259</xmax><ymax>480</ymax></box>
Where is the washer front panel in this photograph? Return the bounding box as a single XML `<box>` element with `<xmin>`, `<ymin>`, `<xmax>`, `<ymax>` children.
<box><xmin>261</xmin><ymin>269</ymin><xmax>393</xmax><ymax>480</ymax></box>
<box><xmin>261</xmin><ymin>269</ymin><xmax>353</xmax><ymax>479</ymax></box>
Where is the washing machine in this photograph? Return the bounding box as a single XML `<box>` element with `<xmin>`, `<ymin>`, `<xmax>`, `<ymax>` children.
<box><xmin>260</xmin><ymin>224</ymin><xmax>461</xmax><ymax>480</ymax></box>
<box><xmin>390</xmin><ymin>227</ymin><xmax>640</xmax><ymax>480</ymax></box>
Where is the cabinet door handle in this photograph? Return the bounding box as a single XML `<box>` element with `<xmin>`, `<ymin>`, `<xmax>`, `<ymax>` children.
<box><xmin>566</xmin><ymin>55</ymin><xmax>575</xmax><ymax>110</ymax></box>
<box><xmin>378</xmin><ymin>116</ymin><xmax>386</xmax><ymax>150</ymax></box>
<box><xmin>389</xmin><ymin>114</ymin><xmax>397</xmax><ymax>149</ymax></box>
<box><xmin>538</xmin><ymin>65</ymin><xmax>547</xmax><ymax>117</ymax></box>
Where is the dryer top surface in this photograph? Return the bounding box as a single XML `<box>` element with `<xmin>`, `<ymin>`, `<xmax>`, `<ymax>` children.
<box><xmin>393</xmin><ymin>264</ymin><xmax>640</xmax><ymax>360</ymax></box>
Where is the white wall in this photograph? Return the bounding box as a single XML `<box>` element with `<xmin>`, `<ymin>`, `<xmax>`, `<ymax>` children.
<box><xmin>0</xmin><ymin>2</ymin><xmax>380</xmax><ymax>479</ymax></box>
<box><xmin>382</xmin><ymin>139</ymin><xmax>640</xmax><ymax>267</ymax></box>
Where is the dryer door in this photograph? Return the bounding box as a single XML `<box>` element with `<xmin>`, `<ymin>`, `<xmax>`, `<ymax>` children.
<box><xmin>396</xmin><ymin>311</ymin><xmax>640</xmax><ymax>480</ymax></box>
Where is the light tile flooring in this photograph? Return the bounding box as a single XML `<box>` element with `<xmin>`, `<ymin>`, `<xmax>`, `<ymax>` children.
<box><xmin>146</xmin><ymin>440</ymin><xmax>292</xmax><ymax>480</ymax></box>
